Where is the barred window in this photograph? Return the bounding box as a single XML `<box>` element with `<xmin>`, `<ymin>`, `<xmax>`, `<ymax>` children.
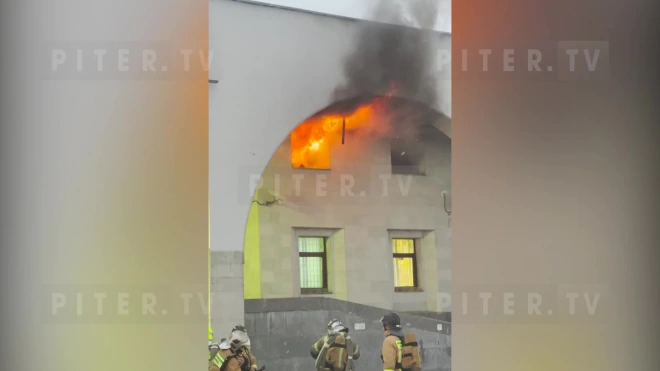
<box><xmin>393</xmin><ymin>238</ymin><xmax>418</xmax><ymax>291</ymax></box>
<box><xmin>299</xmin><ymin>237</ymin><xmax>328</xmax><ymax>294</ymax></box>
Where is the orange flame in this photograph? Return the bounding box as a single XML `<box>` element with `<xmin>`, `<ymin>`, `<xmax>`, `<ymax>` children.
<box><xmin>291</xmin><ymin>85</ymin><xmax>398</xmax><ymax>169</ymax></box>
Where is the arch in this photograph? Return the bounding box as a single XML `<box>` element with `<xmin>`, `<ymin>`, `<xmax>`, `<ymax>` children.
<box><xmin>301</xmin><ymin>94</ymin><xmax>451</xmax><ymax>140</ymax></box>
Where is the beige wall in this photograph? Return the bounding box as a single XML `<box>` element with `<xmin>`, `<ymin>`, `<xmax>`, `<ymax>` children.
<box><xmin>255</xmin><ymin>132</ymin><xmax>451</xmax><ymax>312</ymax></box>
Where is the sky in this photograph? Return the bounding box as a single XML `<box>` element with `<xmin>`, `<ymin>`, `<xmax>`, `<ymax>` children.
<box><xmin>242</xmin><ymin>0</ymin><xmax>451</xmax><ymax>33</ymax></box>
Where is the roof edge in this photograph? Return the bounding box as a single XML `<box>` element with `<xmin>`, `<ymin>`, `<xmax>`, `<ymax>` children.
<box><xmin>227</xmin><ymin>0</ymin><xmax>452</xmax><ymax>36</ymax></box>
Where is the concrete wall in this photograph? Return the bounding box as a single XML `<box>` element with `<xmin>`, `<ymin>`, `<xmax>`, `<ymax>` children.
<box><xmin>245</xmin><ymin>298</ymin><xmax>451</xmax><ymax>371</ymax></box>
<box><xmin>253</xmin><ymin>129</ymin><xmax>451</xmax><ymax>311</ymax></box>
<box><xmin>209</xmin><ymin>0</ymin><xmax>451</xmax><ymax>332</ymax></box>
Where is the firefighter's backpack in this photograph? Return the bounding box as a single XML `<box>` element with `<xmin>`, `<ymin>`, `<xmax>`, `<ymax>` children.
<box><xmin>324</xmin><ymin>333</ymin><xmax>353</xmax><ymax>370</ymax></box>
<box><xmin>396</xmin><ymin>332</ymin><xmax>422</xmax><ymax>371</ymax></box>
<box><xmin>219</xmin><ymin>354</ymin><xmax>239</xmax><ymax>371</ymax></box>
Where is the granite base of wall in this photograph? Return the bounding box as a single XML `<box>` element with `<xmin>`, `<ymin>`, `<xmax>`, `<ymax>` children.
<box><xmin>211</xmin><ymin>251</ymin><xmax>244</xmax><ymax>337</ymax></box>
<box><xmin>245</xmin><ymin>297</ymin><xmax>451</xmax><ymax>371</ymax></box>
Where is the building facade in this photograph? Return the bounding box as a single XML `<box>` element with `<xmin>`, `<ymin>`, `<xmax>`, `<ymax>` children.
<box><xmin>209</xmin><ymin>0</ymin><xmax>451</xmax><ymax>335</ymax></box>
<box><xmin>244</xmin><ymin>119</ymin><xmax>451</xmax><ymax>312</ymax></box>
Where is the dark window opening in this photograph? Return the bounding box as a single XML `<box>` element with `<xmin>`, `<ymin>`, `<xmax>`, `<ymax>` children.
<box><xmin>390</xmin><ymin>138</ymin><xmax>426</xmax><ymax>175</ymax></box>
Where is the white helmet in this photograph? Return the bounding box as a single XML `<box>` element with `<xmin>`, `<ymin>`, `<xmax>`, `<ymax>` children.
<box><xmin>218</xmin><ymin>339</ymin><xmax>232</xmax><ymax>350</ymax></box>
<box><xmin>328</xmin><ymin>319</ymin><xmax>348</xmax><ymax>335</ymax></box>
<box><xmin>230</xmin><ymin>329</ymin><xmax>250</xmax><ymax>349</ymax></box>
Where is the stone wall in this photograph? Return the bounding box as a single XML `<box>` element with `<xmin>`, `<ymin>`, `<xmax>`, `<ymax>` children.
<box><xmin>254</xmin><ymin>128</ymin><xmax>451</xmax><ymax>311</ymax></box>
<box><xmin>210</xmin><ymin>251</ymin><xmax>245</xmax><ymax>337</ymax></box>
<box><xmin>244</xmin><ymin>298</ymin><xmax>451</xmax><ymax>371</ymax></box>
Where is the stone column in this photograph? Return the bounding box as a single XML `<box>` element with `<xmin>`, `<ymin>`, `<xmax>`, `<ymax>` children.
<box><xmin>210</xmin><ymin>251</ymin><xmax>244</xmax><ymax>337</ymax></box>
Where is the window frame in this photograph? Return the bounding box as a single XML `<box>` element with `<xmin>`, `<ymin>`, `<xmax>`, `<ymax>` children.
<box><xmin>392</xmin><ymin>238</ymin><xmax>420</xmax><ymax>292</ymax></box>
<box><xmin>298</xmin><ymin>236</ymin><xmax>329</xmax><ymax>295</ymax></box>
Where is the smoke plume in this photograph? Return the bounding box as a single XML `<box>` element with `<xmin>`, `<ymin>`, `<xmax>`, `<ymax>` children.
<box><xmin>333</xmin><ymin>0</ymin><xmax>440</xmax><ymax>110</ymax></box>
<box><xmin>288</xmin><ymin>0</ymin><xmax>445</xmax><ymax>171</ymax></box>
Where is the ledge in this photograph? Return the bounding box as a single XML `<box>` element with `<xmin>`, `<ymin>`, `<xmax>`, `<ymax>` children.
<box><xmin>301</xmin><ymin>288</ymin><xmax>332</xmax><ymax>295</ymax></box>
<box><xmin>395</xmin><ymin>287</ymin><xmax>424</xmax><ymax>293</ymax></box>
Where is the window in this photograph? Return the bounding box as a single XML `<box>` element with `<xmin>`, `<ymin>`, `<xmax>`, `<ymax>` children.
<box><xmin>290</xmin><ymin>121</ymin><xmax>333</xmax><ymax>170</ymax></box>
<box><xmin>390</xmin><ymin>138</ymin><xmax>425</xmax><ymax>175</ymax></box>
<box><xmin>392</xmin><ymin>238</ymin><xmax>419</xmax><ymax>291</ymax></box>
<box><xmin>299</xmin><ymin>237</ymin><xmax>328</xmax><ymax>294</ymax></box>
<box><xmin>290</xmin><ymin>98</ymin><xmax>375</xmax><ymax>170</ymax></box>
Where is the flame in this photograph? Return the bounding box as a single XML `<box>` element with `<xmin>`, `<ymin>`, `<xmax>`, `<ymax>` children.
<box><xmin>291</xmin><ymin>85</ymin><xmax>398</xmax><ymax>169</ymax></box>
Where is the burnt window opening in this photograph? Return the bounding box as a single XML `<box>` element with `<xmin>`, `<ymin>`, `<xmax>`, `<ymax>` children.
<box><xmin>290</xmin><ymin>140</ymin><xmax>332</xmax><ymax>170</ymax></box>
<box><xmin>390</xmin><ymin>138</ymin><xmax>426</xmax><ymax>175</ymax></box>
<box><xmin>290</xmin><ymin>125</ymin><xmax>332</xmax><ymax>170</ymax></box>
<box><xmin>290</xmin><ymin>95</ymin><xmax>390</xmax><ymax>170</ymax></box>
<box><xmin>289</xmin><ymin>118</ymin><xmax>344</xmax><ymax>170</ymax></box>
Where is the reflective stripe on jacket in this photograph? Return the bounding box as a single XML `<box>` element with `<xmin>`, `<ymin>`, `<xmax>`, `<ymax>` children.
<box><xmin>213</xmin><ymin>353</ymin><xmax>225</xmax><ymax>368</ymax></box>
<box><xmin>209</xmin><ymin>350</ymin><xmax>241</xmax><ymax>371</ymax></box>
<box><xmin>311</xmin><ymin>335</ymin><xmax>329</xmax><ymax>359</ymax></box>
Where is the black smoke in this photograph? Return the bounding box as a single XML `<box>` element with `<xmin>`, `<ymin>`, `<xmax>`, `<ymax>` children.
<box><xmin>333</xmin><ymin>0</ymin><xmax>440</xmax><ymax>110</ymax></box>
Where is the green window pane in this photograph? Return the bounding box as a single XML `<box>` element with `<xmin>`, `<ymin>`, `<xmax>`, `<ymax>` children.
<box><xmin>392</xmin><ymin>239</ymin><xmax>415</xmax><ymax>254</ymax></box>
<box><xmin>300</xmin><ymin>257</ymin><xmax>324</xmax><ymax>288</ymax></box>
<box><xmin>299</xmin><ymin>237</ymin><xmax>325</xmax><ymax>253</ymax></box>
<box><xmin>393</xmin><ymin>257</ymin><xmax>414</xmax><ymax>287</ymax></box>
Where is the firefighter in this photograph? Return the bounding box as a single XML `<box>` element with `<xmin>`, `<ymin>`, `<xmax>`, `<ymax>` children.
<box><xmin>230</xmin><ymin>325</ymin><xmax>258</xmax><ymax>371</ymax></box>
<box><xmin>311</xmin><ymin>319</ymin><xmax>360</xmax><ymax>371</ymax></box>
<box><xmin>310</xmin><ymin>319</ymin><xmax>334</xmax><ymax>360</ymax></box>
<box><xmin>209</xmin><ymin>339</ymin><xmax>243</xmax><ymax>371</ymax></box>
<box><xmin>380</xmin><ymin>313</ymin><xmax>405</xmax><ymax>371</ymax></box>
